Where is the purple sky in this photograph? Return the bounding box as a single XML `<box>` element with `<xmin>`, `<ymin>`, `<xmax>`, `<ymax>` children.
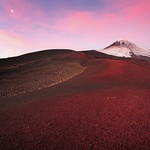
<box><xmin>0</xmin><ymin>0</ymin><xmax>150</xmax><ymax>58</ymax></box>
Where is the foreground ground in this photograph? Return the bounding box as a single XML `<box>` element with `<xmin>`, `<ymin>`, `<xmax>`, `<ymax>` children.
<box><xmin>0</xmin><ymin>50</ymin><xmax>150</xmax><ymax>149</ymax></box>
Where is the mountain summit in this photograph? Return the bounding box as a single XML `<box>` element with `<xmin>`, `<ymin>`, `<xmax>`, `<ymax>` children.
<box><xmin>98</xmin><ymin>40</ymin><xmax>150</xmax><ymax>60</ymax></box>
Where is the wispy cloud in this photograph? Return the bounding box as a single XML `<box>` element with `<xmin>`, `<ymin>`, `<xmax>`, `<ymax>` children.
<box><xmin>0</xmin><ymin>29</ymin><xmax>32</xmax><ymax>57</ymax></box>
<box><xmin>49</xmin><ymin>0</ymin><xmax>150</xmax><ymax>47</ymax></box>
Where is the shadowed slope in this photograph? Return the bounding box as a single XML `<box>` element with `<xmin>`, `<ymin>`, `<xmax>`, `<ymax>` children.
<box><xmin>0</xmin><ymin>49</ymin><xmax>89</xmax><ymax>97</ymax></box>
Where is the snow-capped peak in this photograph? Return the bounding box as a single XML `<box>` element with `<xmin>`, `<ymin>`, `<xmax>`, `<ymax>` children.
<box><xmin>116</xmin><ymin>39</ymin><xmax>132</xmax><ymax>44</ymax></box>
<box><xmin>98</xmin><ymin>40</ymin><xmax>150</xmax><ymax>59</ymax></box>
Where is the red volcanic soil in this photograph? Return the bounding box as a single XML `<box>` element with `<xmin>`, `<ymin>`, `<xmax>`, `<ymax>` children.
<box><xmin>0</xmin><ymin>51</ymin><xmax>150</xmax><ymax>150</ymax></box>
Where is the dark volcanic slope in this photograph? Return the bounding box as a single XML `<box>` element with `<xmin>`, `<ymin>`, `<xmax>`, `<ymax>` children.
<box><xmin>0</xmin><ymin>50</ymin><xmax>87</xmax><ymax>97</ymax></box>
<box><xmin>0</xmin><ymin>49</ymin><xmax>150</xmax><ymax>150</ymax></box>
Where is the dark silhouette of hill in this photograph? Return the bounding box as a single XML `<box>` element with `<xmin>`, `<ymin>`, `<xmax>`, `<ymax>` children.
<box><xmin>0</xmin><ymin>49</ymin><xmax>74</xmax><ymax>65</ymax></box>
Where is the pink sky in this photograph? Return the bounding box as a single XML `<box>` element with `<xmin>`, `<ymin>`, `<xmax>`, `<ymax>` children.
<box><xmin>0</xmin><ymin>0</ymin><xmax>150</xmax><ymax>58</ymax></box>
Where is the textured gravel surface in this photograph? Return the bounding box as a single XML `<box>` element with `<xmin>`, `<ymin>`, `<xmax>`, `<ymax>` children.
<box><xmin>0</xmin><ymin>51</ymin><xmax>150</xmax><ymax>150</ymax></box>
<box><xmin>0</xmin><ymin>52</ymin><xmax>86</xmax><ymax>98</ymax></box>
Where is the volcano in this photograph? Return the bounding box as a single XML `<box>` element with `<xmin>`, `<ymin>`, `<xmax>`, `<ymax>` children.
<box><xmin>98</xmin><ymin>40</ymin><xmax>150</xmax><ymax>60</ymax></box>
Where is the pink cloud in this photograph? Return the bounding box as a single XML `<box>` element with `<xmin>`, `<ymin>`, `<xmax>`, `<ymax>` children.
<box><xmin>50</xmin><ymin>0</ymin><xmax>150</xmax><ymax>48</ymax></box>
<box><xmin>0</xmin><ymin>30</ymin><xmax>30</xmax><ymax>46</ymax></box>
<box><xmin>117</xmin><ymin>0</ymin><xmax>150</xmax><ymax>45</ymax></box>
<box><xmin>125</xmin><ymin>0</ymin><xmax>150</xmax><ymax>29</ymax></box>
<box><xmin>51</xmin><ymin>11</ymin><xmax>117</xmax><ymax>36</ymax></box>
<box><xmin>0</xmin><ymin>30</ymin><xmax>32</xmax><ymax>57</ymax></box>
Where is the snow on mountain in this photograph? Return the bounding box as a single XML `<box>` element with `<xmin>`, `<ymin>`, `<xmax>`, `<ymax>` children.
<box><xmin>98</xmin><ymin>40</ymin><xmax>150</xmax><ymax>59</ymax></box>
